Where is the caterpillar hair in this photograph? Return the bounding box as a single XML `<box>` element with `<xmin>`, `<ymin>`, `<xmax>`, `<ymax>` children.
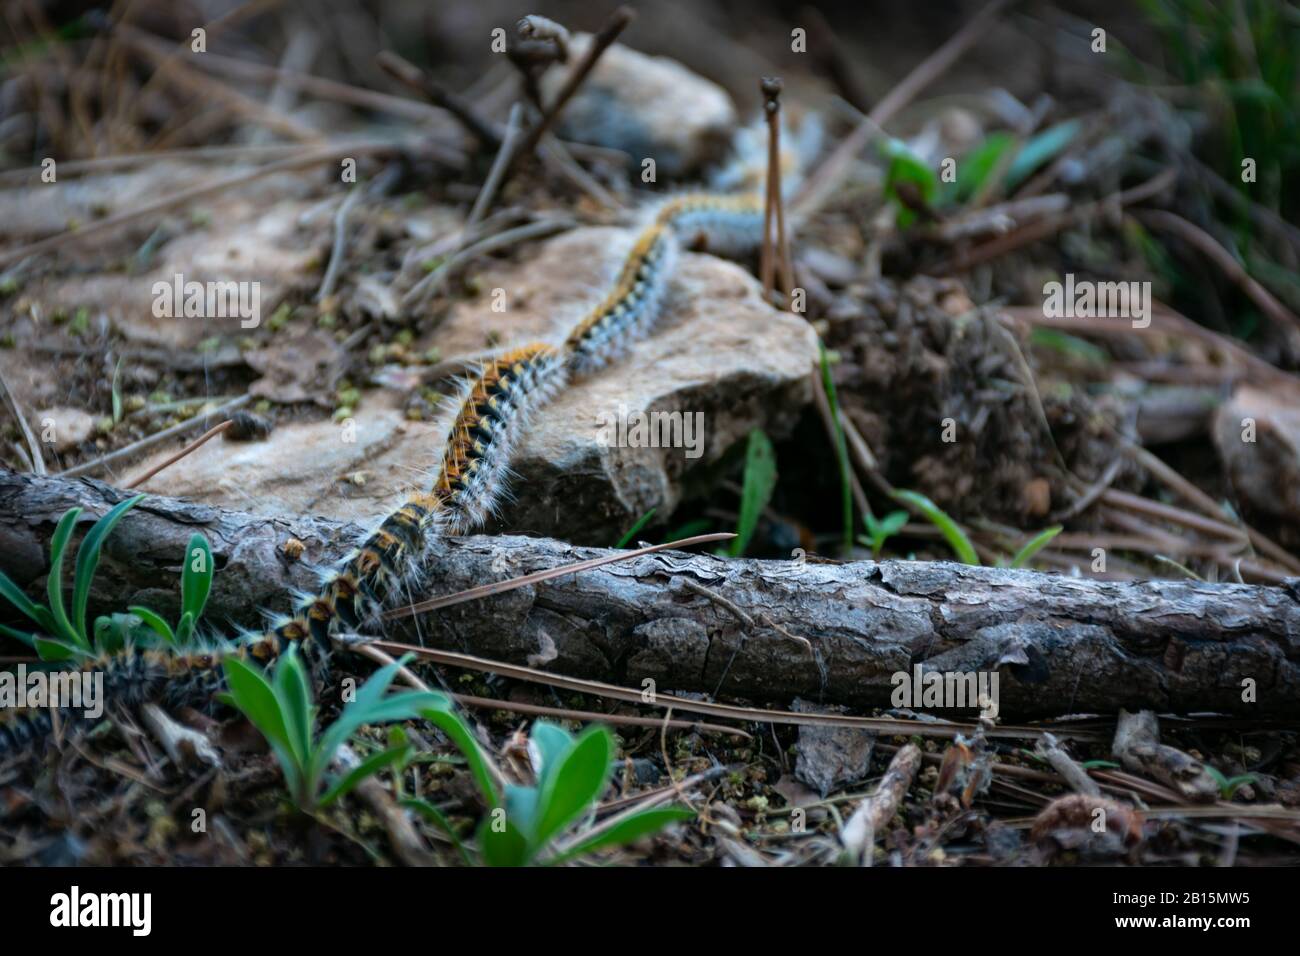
<box><xmin>432</xmin><ymin>342</ymin><xmax>566</xmax><ymax>534</ymax></box>
<box><xmin>564</xmin><ymin>223</ymin><xmax>678</xmax><ymax>377</ymax></box>
<box><xmin>0</xmin><ymin>644</ymin><xmax>238</xmax><ymax>760</ymax></box>
<box><xmin>655</xmin><ymin>193</ymin><xmax>764</xmax><ymax>259</ymax></box>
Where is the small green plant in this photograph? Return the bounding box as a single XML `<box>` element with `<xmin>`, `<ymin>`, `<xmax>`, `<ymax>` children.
<box><xmin>892</xmin><ymin>489</ymin><xmax>980</xmax><ymax>565</ymax></box>
<box><xmin>1203</xmin><ymin>765</ymin><xmax>1257</xmax><ymax>801</ymax></box>
<box><xmin>129</xmin><ymin>533</ymin><xmax>213</xmax><ymax>646</ymax></box>
<box><xmin>0</xmin><ymin>495</ymin><xmax>145</xmax><ymax>660</ymax></box>
<box><xmin>858</xmin><ymin>509</ymin><xmax>909</xmax><ymax>559</ymax></box>
<box><xmin>220</xmin><ymin>647</ymin><xmax>446</xmax><ymax>814</ymax></box>
<box><xmin>728</xmin><ymin>429</ymin><xmax>776</xmax><ymax>557</ymax></box>
<box><xmin>0</xmin><ymin>496</ymin><xmax>218</xmax><ymax>659</ymax></box>
<box><xmin>881</xmin><ymin>138</ymin><xmax>938</xmax><ymax>227</ymax></box>
<box><xmin>1006</xmin><ymin>525</ymin><xmax>1064</xmax><ymax>569</ymax></box>
<box><xmin>467</xmin><ymin>721</ymin><xmax>692</xmax><ymax>866</ymax></box>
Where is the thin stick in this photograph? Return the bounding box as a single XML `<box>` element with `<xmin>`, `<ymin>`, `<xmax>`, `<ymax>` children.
<box><xmin>385</xmin><ymin>532</ymin><xmax>736</xmax><ymax>619</ymax></box>
<box><xmin>317</xmin><ymin>185</ymin><xmax>364</xmax><ymax>302</ymax></box>
<box><xmin>840</xmin><ymin>743</ymin><xmax>921</xmax><ymax>864</ymax></box>
<box><xmin>125</xmin><ymin>419</ymin><xmax>233</xmax><ymax>489</ymax></box>
<box><xmin>365</xmin><ymin>641</ymin><xmax>1079</xmax><ymax>742</ymax></box>
<box><xmin>400</xmin><ymin>217</ymin><xmax>574</xmax><ymax>309</ymax></box>
<box><xmin>0</xmin><ymin>143</ymin><xmax>428</xmax><ymax>269</ymax></box>
<box><xmin>760</xmin><ymin>77</ymin><xmax>780</xmax><ymax>298</ymax></box>
<box><xmin>375</xmin><ymin>49</ymin><xmax>503</xmax><ymax>146</ymax></box>
<box><xmin>0</xmin><ymin>365</ymin><xmax>45</xmax><ymax>475</ymax></box>
<box><xmin>1125</xmin><ymin>443</ymin><xmax>1300</xmax><ymax>575</ymax></box>
<box><xmin>58</xmin><ymin>395</ymin><xmax>251</xmax><ymax>479</ymax></box>
<box><xmin>351</xmin><ymin>633</ymin><xmax>744</xmax><ymax>737</ymax></box>
<box><xmin>1134</xmin><ymin>208</ymin><xmax>1300</xmax><ymax>338</ymax></box>
<box><xmin>466</xmin><ymin>103</ymin><xmax>524</xmax><ymax>230</ymax></box>
<box><xmin>451</xmin><ymin>693</ymin><xmax>749</xmax><ymax>739</ymax></box>
<box><xmin>513</xmin><ymin>7</ymin><xmax>634</xmax><ymax>161</ymax></box>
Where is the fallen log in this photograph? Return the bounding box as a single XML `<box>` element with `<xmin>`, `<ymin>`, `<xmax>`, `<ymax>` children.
<box><xmin>1</xmin><ymin>469</ymin><xmax>1298</xmax><ymax>718</ymax></box>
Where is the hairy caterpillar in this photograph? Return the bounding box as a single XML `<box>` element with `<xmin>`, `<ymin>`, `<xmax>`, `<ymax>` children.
<box><xmin>433</xmin><ymin>343</ymin><xmax>566</xmax><ymax>532</ymax></box>
<box><xmin>655</xmin><ymin>193</ymin><xmax>764</xmax><ymax>259</ymax></box>
<box><xmin>0</xmin><ymin>644</ymin><xmax>239</xmax><ymax>759</ymax></box>
<box><xmin>564</xmin><ymin>223</ymin><xmax>678</xmax><ymax>376</ymax></box>
<box><xmin>5</xmin><ymin>169</ymin><xmax>780</xmax><ymax>758</ymax></box>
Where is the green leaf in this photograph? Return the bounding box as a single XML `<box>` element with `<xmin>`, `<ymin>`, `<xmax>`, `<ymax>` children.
<box><xmin>942</xmin><ymin>133</ymin><xmax>1016</xmax><ymax>205</ymax></box>
<box><xmin>615</xmin><ymin>509</ymin><xmax>656</xmax><ymax>549</ymax></box>
<box><xmin>128</xmin><ymin>605</ymin><xmax>175</xmax><ymax>646</ymax></box>
<box><xmin>71</xmin><ymin>495</ymin><xmax>144</xmax><ymax>648</ymax></box>
<box><xmin>34</xmin><ymin>637</ymin><xmax>78</xmax><ymax>661</ymax></box>
<box><xmin>1009</xmin><ymin>525</ymin><xmax>1063</xmax><ymax>569</ymax></box>
<box><xmin>0</xmin><ymin>621</ymin><xmax>37</xmax><ymax>648</ymax></box>
<box><xmin>547</xmin><ymin>806</ymin><xmax>695</xmax><ymax>865</ymax></box>
<box><xmin>180</xmin><ymin>533</ymin><xmax>212</xmax><ymax>623</ymax></box>
<box><xmin>222</xmin><ymin>654</ymin><xmax>301</xmax><ymax>798</ymax></box>
<box><xmin>1004</xmin><ymin>120</ymin><xmax>1081</xmax><ymax>191</ymax></box>
<box><xmin>478</xmin><ymin>813</ymin><xmax>530</xmax><ymax>867</ymax></box>
<box><xmin>892</xmin><ymin>489</ymin><xmax>980</xmax><ymax>565</ymax></box>
<box><xmin>881</xmin><ymin>138</ymin><xmax>938</xmax><ymax>227</ymax></box>
<box><xmin>420</xmin><ymin>703</ymin><xmax>501</xmax><ymax>809</ymax></box>
<box><xmin>863</xmin><ymin>509</ymin><xmax>909</xmax><ymax>558</ymax></box>
<box><xmin>318</xmin><ymin>743</ymin><xmax>410</xmax><ymax>807</ymax></box>
<box><xmin>273</xmin><ymin>647</ymin><xmax>315</xmax><ymax>770</ymax></box>
<box><xmin>1079</xmin><ymin>759</ymin><xmax>1120</xmax><ymax>770</ymax></box>
<box><xmin>533</xmin><ymin>725</ymin><xmax>613</xmax><ymax>851</ymax></box>
<box><xmin>504</xmin><ymin>783</ymin><xmax>542</xmax><ymax>843</ymax></box>
<box><xmin>529</xmin><ymin>721</ymin><xmax>575</xmax><ymax>792</ymax></box>
<box><xmin>729</xmin><ymin>429</ymin><xmax>777</xmax><ymax>557</ymax></box>
<box><xmin>401</xmin><ymin>797</ymin><xmax>474</xmax><ymax>865</ymax></box>
<box><xmin>46</xmin><ymin>507</ymin><xmax>84</xmax><ymax>648</ymax></box>
<box><xmin>819</xmin><ymin>342</ymin><xmax>854</xmax><ymax>555</ymax></box>
<box><xmin>0</xmin><ymin>567</ymin><xmax>49</xmax><ymax>632</ymax></box>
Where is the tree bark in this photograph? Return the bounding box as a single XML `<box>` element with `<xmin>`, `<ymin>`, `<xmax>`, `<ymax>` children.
<box><xmin>2</xmin><ymin>469</ymin><xmax>1298</xmax><ymax>718</ymax></box>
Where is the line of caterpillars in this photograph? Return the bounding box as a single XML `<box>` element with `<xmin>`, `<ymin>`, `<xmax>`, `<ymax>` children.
<box><xmin>0</xmin><ymin>193</ymin><xmax>764</xmax><ymax>756</ymax></box>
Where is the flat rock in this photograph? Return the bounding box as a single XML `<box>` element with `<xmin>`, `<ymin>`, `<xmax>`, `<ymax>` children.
<box><xmin>433</xmin><ymin>226</ymin><xmax>819</xmax><ymax>543</ymax></box>
<box><xmin>123</xmin><ymin>228</ymin><xmax>818</xmax><ymax>543</ymax></box>
<box><xmin>121</xmin><ymin>392</ymin><xmax>443</xmax><ymax>524</ymax></box>
<box><xmin>540</xmin><ymin>35</ymin><xmax>736</xmax><ymax>176</ymax></box>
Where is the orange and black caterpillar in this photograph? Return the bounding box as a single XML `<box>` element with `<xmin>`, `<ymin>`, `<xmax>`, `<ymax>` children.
<box><xmin>0</xmin><ymin>644</ymin><xmax>237</xmax><ymax>759</ymax></box>
<box><xmin>433</xmin><ymin>342</ymin><xmax>565</xmax><ymax>532</ymax></box>
<box><xmin>240</xmin><ymin>343</ymin><xmax>565</xmax><ymax>664</ymax></box>
<box><xmin>564</xmin><ymin>223</ymin><xmax>678</xmax><ymax>376</ymax></box>
<box><xmin>2</xmin><ymin>179</ymin><xmax>767</xmax><ymax>758</ymax></box>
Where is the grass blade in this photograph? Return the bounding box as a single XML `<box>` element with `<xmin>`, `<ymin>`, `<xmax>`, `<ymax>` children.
<box><xmin>728</xmin><ymin>429</ymin><xmax>776</xmax><ymax>557</ymax></box>
<box><xmin>615</xmin><ymin>508</ymin><xmax>656</xmax><ymax>549</ymax></box>
<box><xmin>893</xmin><ymin>489</ymin><xmax>980</xmax><ymax>565</ymax></box>
<box><xmin>72</xmin><ymin>495</ymin><xmax>144</xmax><ymax>648</ymax></box>
<box><xmin>547</xmin><ymin>806</ymin><xmax>694</xmax><ymax>865</ymax></box>
<box><xmin>1009</xmin><ymin>525</ymin><xmax>1063</xmax><ymax>569</ymax></box>
<box><xmin>46</xmin><ymin>507</ymin><xmax>84</xmax><ymax>648</ymax></box>
<box><xmin>127</xmin><ymin>605</ymin><xmax>176</xmax><ymax>646</ymax></box>
<box><xmin>180</xmin><ymin>532</ymin><xmax>213</xmax><ymax>622</ymax></box>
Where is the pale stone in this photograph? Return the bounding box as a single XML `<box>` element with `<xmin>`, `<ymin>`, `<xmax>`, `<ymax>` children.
<box><xmin>539</xmin><ymin>35</ymin><xmax>736</xmax><ymax>176</ymax></box>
